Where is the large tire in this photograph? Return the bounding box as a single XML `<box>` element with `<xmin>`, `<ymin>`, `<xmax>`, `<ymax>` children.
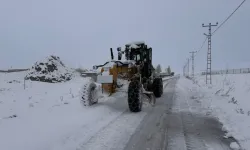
<box><xmin>128</xmin><ymin>80</ymin><xmax>142</xmax><ymax>112</ymax></box>
<box><xmin>80</xmin><ymin>81</ymin><xmax>98</xmax><ymax>106</ymax></box>
<box><xmin>153</xmin><ymin>78</ymin><xmax>163</xmax><ymax>98</ymax></box>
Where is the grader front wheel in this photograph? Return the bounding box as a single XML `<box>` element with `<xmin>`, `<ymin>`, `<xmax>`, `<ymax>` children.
<box><xmin>128</xmin><ymin>80</ymin><xmax>142</xmax><ymax>112</ymax></box>
<box><xmin>80</xmin><ymin>81</ymin><xmax>98</xmax><ymax>106</ymax></box>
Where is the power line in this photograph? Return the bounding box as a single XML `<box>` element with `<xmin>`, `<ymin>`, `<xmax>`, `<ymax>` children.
<box><xmin>212</xmin><ymin>0</ymin><xmax>246</xmax><ymax>35</ymax></box>
<box><xmin>183</xmin><ymin>0</ymin><xmax>246</xmax><ymax>79</ymax></box>
<box><xmin>194</xmin><ymin>0</ymin><xmax>246</xmax><ymax>57</ymax></box>
<box><xmin>194</xmin><ymin>37</ymin><xmax>208</xmax><ymax>58</ymax></box>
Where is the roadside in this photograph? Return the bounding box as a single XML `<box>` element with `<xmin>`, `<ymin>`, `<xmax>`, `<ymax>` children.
<box><xmin>194</xmin><ymin>74</ymin><xmax>250</xmax><ymax>150</ymax></box>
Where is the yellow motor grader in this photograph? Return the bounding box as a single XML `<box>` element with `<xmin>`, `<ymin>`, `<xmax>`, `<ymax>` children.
<box><xmin>80</xmin><ymin>41</ymin><xmax>163</xmax><ymax>112</ymax></box>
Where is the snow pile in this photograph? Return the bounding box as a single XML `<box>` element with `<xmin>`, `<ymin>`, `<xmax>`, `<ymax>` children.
<box><xmin>25</xmin><ymin>55</ymin><xmax>74</xmax><ymax>83</ymax></box>
<box><xmin>193</xmin><ymin>74</ymin><xmax>250</xmax><ymax>149</ymax></box>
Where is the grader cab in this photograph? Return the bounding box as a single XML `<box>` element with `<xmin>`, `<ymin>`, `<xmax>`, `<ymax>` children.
<box><xmin>80</xmin><ymin>41</ymin><xmax>163</xmax><ymax>112</ymax></box>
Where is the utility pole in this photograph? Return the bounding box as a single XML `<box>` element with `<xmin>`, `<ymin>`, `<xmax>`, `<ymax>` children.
<box><xmin>202</xmin><ymin>22</ymin><xmax>218</xmax><ymax>84</ymax></box>
<box><xmin>187</xmin><ymin>58</ymin><xmax>190</xmax><ymax>77</ymax></box>
<box><xmin>183</xmin><ymin>63</ymin><xmax>187</xmax><ymax>77</ymax></box>
<box><xmin>183</xmin><ymin>65</ymin><xmax>185</xmax><ymax>76</ymax></box>
<box><xmin>189</xmin><ymin>51</ymin><xmax>197</xmax><ymax>78</ymax></box>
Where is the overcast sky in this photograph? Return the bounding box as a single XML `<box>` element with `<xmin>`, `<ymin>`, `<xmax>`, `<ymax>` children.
<box><xmin>0</xmin><ymin>0</ymin><xmax>249</xmax><ymax>73</ymax></box>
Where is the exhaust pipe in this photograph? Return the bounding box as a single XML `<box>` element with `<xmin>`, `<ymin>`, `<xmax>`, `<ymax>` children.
<box><xmin>110</xmin><ymin>48</ymin><xmax>114</xmax><ymax>60</ymax></box>
<box><xmin>117</xmin><ymin>47</ymin><xmax>122</xmax><ymax>60</ymax></box>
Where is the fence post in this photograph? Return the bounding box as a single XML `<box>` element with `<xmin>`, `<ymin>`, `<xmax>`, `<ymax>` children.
<box><xmin>24</xmin><ymin>78</ymin><xmax>25</xmax><ymax>89</ymax></box>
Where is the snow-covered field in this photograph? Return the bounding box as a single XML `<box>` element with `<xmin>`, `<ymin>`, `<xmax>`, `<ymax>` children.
<box><xmin>0</xmin><ymin>71</ymin><xmax>147</xmax><ymax>150</ymax></box>
<box><xmin>182</xmin><ymin>74</ymin><xmax>250</xmax><ymax>150</ymax></box>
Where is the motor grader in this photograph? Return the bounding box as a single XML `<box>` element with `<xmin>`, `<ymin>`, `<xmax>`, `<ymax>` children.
<box><xmin>80</xmin><ymin>41</ymin><xmax>163</xmax><ymax>112</ymax></box>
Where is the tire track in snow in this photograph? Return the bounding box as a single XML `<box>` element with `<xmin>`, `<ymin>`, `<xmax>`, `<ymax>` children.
<box><xmin>75</xmin><ymin>78</ymin><xmax>173</xmax><ymax>150</ymax></box>
<box><xmin>179</xmin><ymin>94</ymin><xmax>208</xmax><ymax>150</ymax></box>
<box><xmin>181</xmin><ymin>112</ymin><xmax>208</xmax><ymax>150</ymax></box>
<box><xmin>124</xmin><ymin>78</ymin><xmax>178</xmax><ymax>150</ymax></box>
<box><xmin>77</xmin><ymin>110</ymin><xmax>147</xmax><ymax>150</ymax></box>
<box><xmin>165</xmin><ymin>91</ymin><xmax>187</xmax><ymax>150</ymax></box>
<box><xmin>49</xmin><ymin>94</ymin><xmax>129</xmax><ymax>150</ymax></box>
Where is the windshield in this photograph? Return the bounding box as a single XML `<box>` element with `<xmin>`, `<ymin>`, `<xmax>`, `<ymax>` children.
<box><xmin>136</xmin><ymin>54</ymin><xmax>140</xmax><ymax>61</ymax></box>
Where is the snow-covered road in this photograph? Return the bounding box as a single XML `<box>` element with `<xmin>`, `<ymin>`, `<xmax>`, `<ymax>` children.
<box><xmin>125</xmin><ymin>77</ymin><xmax>236</xmax><ymax>150</ymax></box>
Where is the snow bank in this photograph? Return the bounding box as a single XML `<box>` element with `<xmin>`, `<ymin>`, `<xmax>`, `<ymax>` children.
<box><xmin>25</xmin><ymin>55</ymin><xmax>74</xmax><ymax>83</ymax></box>
<box><xmin>194</xmin><ymin>74</ymin><xmax>250</xmax><ymax>149</ymax></box>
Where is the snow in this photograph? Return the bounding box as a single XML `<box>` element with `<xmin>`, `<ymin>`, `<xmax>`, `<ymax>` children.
<box><xmin>129</xmin><ymin>44</ymin><xmax>139</xmax><ymax>49</ymax></box>
<box><xmin>89</xmin><ymin>60</ymin><xmax>137</xmax><ymax>74</ymax></box>
<box><xmin>26</xmin><ymin>55</ymin><xmax>74</xmax><ymax>82</ymax></box>
<box><xmin>102</xmin><ymin>70</ymin><xmax>110</xmax><ymax>75</ymax></box>
<box><xmin>179</xmin><ymin>74</ymin><xmax>250</xmax><ymax>150</ymax></box>
<box><xmin>126</xmin><ymin>41</ymin><xmax>145</xmax><ymax>46</ymax></box>
<box><xmin>119</xmin><ymin>60</ymin><xmax>136</xmax><ymax>64</ymax></box>
<box><xmin>230</xmin><ymin>142</ymin><xmax>240</xmax><ymax>150</ymax></box>
<box><xmin>0</xmin><ymin>71</ymin><xmax>89</xmax><ymax>150</ymax></box>
<box><xmin>162</xmin><ymin>76</ymin><xmax>175</xmax><ymax>81</ymax></box>
<box><xmin>0</xmin><ymin>71</ymin><xmax>145</xmax><ymax>150</ymax></box>
<box><xmin>108</xmin><ymin>60</ymin><xmax>136</xmax><ymax>65</ymax></box>
<box><xmin>102</xmin><ymin>60</ymin><xmax>136</xmax><ymax>68</ymax></box>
